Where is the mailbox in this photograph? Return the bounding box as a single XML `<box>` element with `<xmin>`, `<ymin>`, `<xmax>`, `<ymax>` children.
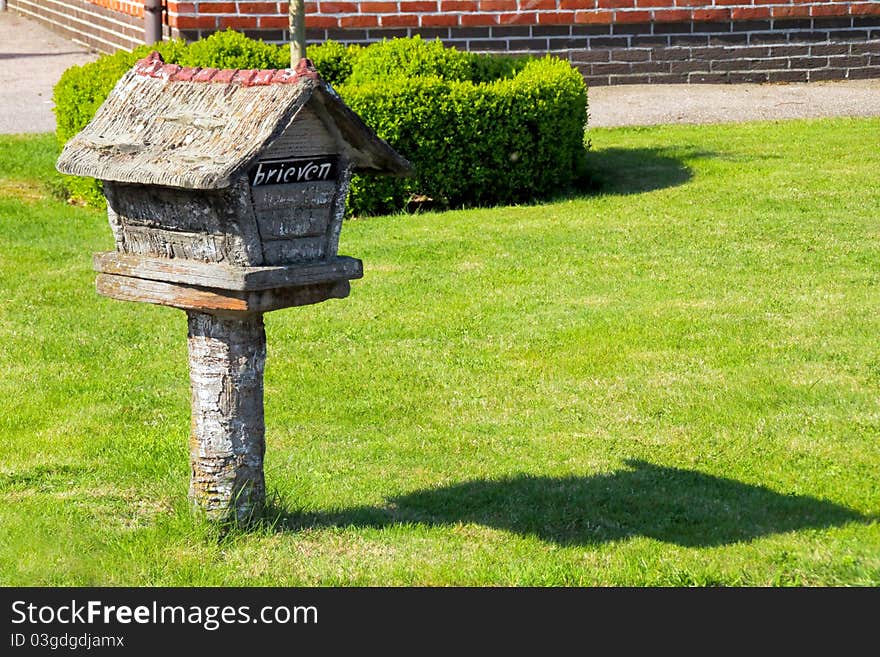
<box><xmin>58</xmin><ymin>52</ymin><xmax>410</xmax><ymax>315</ymax></box>
<box><xmin>56</xmin><ymin>52</ymin><xmax>411</xmax><ymax>521</ymax></box>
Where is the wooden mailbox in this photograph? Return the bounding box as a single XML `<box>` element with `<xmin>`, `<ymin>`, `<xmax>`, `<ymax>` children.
<box><xmin>56</xmin><ymin>53</ymin><xmax>411</xmax><ymax>521</ymax></box>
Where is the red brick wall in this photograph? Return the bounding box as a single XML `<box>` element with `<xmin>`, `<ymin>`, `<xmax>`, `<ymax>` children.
<box><xmin>7</xmin><ymin>0</ymin><xmax>144</xmax><ymax>51</ymax></box>
<box><xmin>162</xmin><ymin>0</ymin><xmax>880</xmax><ymax>33</ymax></box>
<box><xmin>91</xmin><ymin>0</ymin><xmax>143</xmax><ymax>17</ymax></box>
<box><xmin>8</xmin><ymin>0</ymin><xmax>880</xmax><ymax>84</ymax></box>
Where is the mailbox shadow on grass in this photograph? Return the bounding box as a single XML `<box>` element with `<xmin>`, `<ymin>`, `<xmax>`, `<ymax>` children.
<box><xmin>275</xmin><ymin>460</ymin><xmax>869</xmax><ymax>547</ymax></box>
<box><xmin>575</xmin><ymin>147</ymin><xmax>698</xmax><ymax>197</ymax></box>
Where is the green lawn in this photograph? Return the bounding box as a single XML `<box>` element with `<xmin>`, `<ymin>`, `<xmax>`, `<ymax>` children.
<box><xmin>0</xmin><ymin>119</ymin><xmax>878</xmax><ymax>586</ymax></box>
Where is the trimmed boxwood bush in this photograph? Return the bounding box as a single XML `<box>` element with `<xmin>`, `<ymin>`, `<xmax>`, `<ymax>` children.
<box><xmin>347</xmin><ymin>35</ymin><xmax>528</xmax><ymax>86</ymax></box>
<box><xmin>182</xmin><ymin>28</ymin><xmax>288</xmax><ymax>69</ymax></box>
<box><xmin>53</xmin><ymin>31</ymin><xmax>587</xmax><ymax>215</ymax></box>
<box><xmin>346</xmin><ymin>35</ymin><xmax>473</xmax><ymax>85</ymax></box>
<box><xmin>308</xmin><ymin>39</ymin><xmax>360</xmax><ymax>88</ymax></box>
<box><xmin>341</xmin><ymin>56</ymin><xmax>587</xmax><ymax>215</ymax></box>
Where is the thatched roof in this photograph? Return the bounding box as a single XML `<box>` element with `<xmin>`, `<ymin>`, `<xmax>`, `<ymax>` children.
<box><xmin>56</xmin><ymin>53</ymin><xmax>411</xmax><ymax>190</ymax></box>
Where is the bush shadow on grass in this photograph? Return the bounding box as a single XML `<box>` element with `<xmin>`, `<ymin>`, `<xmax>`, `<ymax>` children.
<box><xmin>270</xmin><ymin>459</ymin><xmax>869</xmax><ymax>547</ymax></box>
<box><xmin>575</xmin><ymin>147</ymin><xmax>701</xmax><ymax>197</ymax></box>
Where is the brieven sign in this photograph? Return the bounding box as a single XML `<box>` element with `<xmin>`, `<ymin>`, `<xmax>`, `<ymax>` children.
<box><xmin>248</xmin><ymin>156</ymin><xmax>338</xmax><ymax>187</ymax></box>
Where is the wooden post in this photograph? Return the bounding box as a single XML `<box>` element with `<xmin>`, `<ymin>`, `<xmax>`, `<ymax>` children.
<box><xmin>289</xmin><ymin>0</ymin><xmax>306</xmax><ymax>63</ymax></box>
<box><xmin>187</xmin><ymin>311</ymin><xmax>266</xmax><ymax>523</ymax></box>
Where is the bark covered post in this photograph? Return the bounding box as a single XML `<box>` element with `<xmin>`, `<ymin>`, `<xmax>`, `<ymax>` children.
<box><xmin>289</xmin><ymin>0</ymin><xmax>306</xmax><ymax>62</ymax></box>
<box><xmin>187</xmin><ymin>311</ymin><xmax>267</xmax><ymax>523</ymax></box>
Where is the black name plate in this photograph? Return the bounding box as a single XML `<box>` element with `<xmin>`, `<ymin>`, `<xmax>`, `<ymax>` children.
<box><xmin>249</xmin><ymin>156</ymin><xmax>338</xmax><ymax>187</ymax></box>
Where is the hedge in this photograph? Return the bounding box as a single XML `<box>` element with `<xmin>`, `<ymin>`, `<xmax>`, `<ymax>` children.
<box><xmin>347</xmin><ymin>35</ymin><xmax>529</xmax><ymax>86</ymax></box>
<box><xmin>53</xmin><ymin>31</ymin><xmax>588</xmax><ymax>215</ymax></box>
<box><xmin>341</xmin><ymin>57</ymin><xmax>588</xmax><ymax>215</ymax></box>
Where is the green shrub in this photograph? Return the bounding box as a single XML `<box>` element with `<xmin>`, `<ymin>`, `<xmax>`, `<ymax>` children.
<box><xmin>346</xmin><ymin>35</ymin><xmax>474</xmax><ymax>85</ymax></box>
<box><xmin>346</xmin><ymin>35</ymin><xmax>530</xmax><ymax>86</ymax></box>
<box><xmin>468</xmin><ymin>52</ymin><xmax>531</xmax><ymax>84</ymax></box>
<box><xmin>53</xmin><ymin>34</ymin><xmax>587</xmax><ymax>215</ymax></box>
<box><xmin>308</xmin><ymin>40</ymin><xmax>360</xmax><ymax>88</ymax></box>
<box><xmin>180</xmin><ymin>29</ymin><xmax>288</xmax><ymax>69</ymax></box>
<box><xmin>340</xmin><ymin>56</ymin><xmax>588</xmax><ymax>215</ymax></box>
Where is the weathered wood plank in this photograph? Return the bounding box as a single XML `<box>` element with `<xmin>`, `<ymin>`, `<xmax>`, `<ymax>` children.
<box><xmin>93</xmin><ymin>252</ymin><xmax>362</xmax><ymax>291</ymax></box>
<box><xmin>118</xmin><ymin>224</ymin><xmax>242</xmax><ymax>264</ymax></box>
<box><xmin>106</xmin><ymin>183</ymin><xmax>232</xmax><ymax>233</ymax></box>
<box><xmin>256</xmin><ymin>206</ymin><xmax>331</xmax><ymax>239</ymax></box>
<box><xmin>250</xmin><ymin>180</ymin><xmax>337</xmax><ymax>210</ymax></box>
<box><xmin>257</xmin><ymin>280</ymin><xmax>350</xmax><ymax>313</ymax></box>
<box><xmin>263</xmin><ymin>105</ymin><xmax>338</xmax><ymax>160</ymax></box>
<box><xmin>261</xmin><ymin>236</ymin><xmax>327</xmax><ymax>265</ymax></box>
<box><xmin>105</xmin><ymin>196</ymin><xmax>126</xmax><ymax>252</ymax></box>
<box><xmin>226</xmin><ymin>176</ymin><xmax>266</xmax><ymax>266</ymax></box>
<box><xmin>325</xmin><ymin>159</ymin><xmax>353</xmax><ymax>259</ymax></box>
<box><xmin>96</xmin><ymin>273</ymin><xmax>350</xmax><ymax>314</ymax></box>
<box><xmin>105</xmin><ymin>178</ymin><xmax>263</xmax><ymax>266</ymax></box>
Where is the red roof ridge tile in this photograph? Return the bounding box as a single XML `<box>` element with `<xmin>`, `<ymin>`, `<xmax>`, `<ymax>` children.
<box><xmin>133</xmin><ymin>51</ymin><xmax>320</xmax><ymax>86</ymax></box>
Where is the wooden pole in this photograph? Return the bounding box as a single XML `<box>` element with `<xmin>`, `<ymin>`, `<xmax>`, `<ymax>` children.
<box><xmin>289</xmin><ymin>0</ymin><xmax>306</xmax><ymax>63</ymax></box>
<box><xmin>187</xmin><ymin>311</ymin><xmax>266</xmax><ymax>523</ymax></box>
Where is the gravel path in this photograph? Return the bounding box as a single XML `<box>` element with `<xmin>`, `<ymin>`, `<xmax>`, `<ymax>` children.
<box><xmin>588</xmin><ymin>79</ymin><xmax>880</xmax><ymax>127</ymax></box>
<box><xmin>0</xmin><ymin>12</ymin><xmax>99</xmax><ymax>135</ymax></box>
<box><xmin>0</xmin><ymin>9</ymin><xmax>878</xmax><ymax>136</ymax></box>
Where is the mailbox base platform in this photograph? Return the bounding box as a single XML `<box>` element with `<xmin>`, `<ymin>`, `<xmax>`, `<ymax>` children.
<box><xmin>93</xmin><ymin>253</ymin><xmax>363</xmax><ymax>315</ymax></box>
<box><xmin>94</xmin><ymin>253</ymin><xmax>363</xmax><ymax>291</ymax></box>
<box><xmin>97</xmin><ymin>274</ymin><xmax>350</xmax><ymax>315</ymax></box>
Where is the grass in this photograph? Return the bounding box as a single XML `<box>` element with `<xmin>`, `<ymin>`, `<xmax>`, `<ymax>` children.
<box><xmin>0</xmin><ymin>118</ymin><xmax>878</xmax><ymax>586</ymax></box>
